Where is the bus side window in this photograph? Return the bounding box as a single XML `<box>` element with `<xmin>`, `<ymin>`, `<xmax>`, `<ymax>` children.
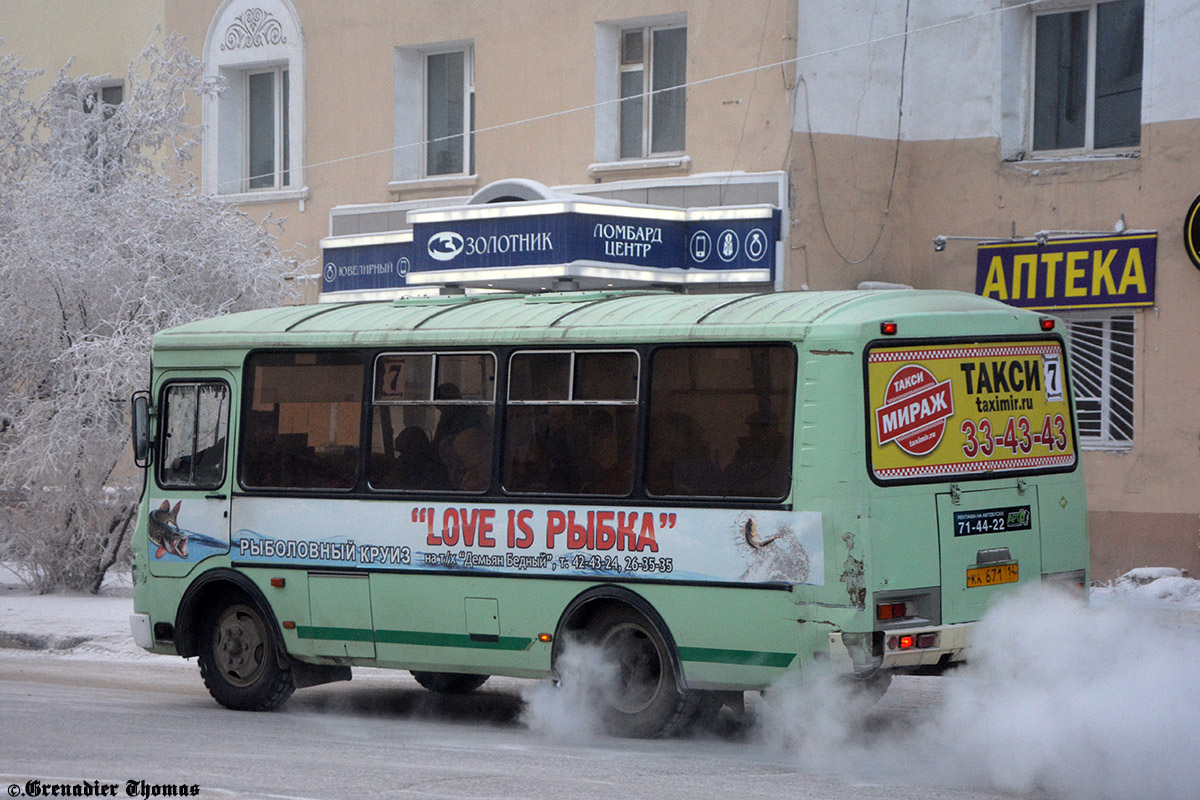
<box><xmin>646</xmin><ymin>346</ymin><xmax>796</xmax><ymax>500</ymax></box>
<box><xmin>158</xmin><ymin>382</ymin><xmax>229</xmax><ymax>490</ymax></box>
<box><xmin>240</xmin><ymin>352</ymin><xmax>362</xmax><ymax>490</ymax></box>
<box><xmin>502</xmin><ymin>350</ymin><xmax>638</xmax><ymax>496</ymax></box>
<box><xmin>369</xmin><ymin>352</ymin><xmax>496</xmax><ymax>493</ymax></box>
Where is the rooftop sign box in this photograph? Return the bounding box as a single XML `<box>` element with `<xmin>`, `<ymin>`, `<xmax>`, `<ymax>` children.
<box><xmin>321</xmin><ymin>199</ymin><xmax>780</xmax><ymax>297</ymax></box>
<box><xmin>975</xmin><ymin>233</ymin><xmax>1156</xmax><ymax>311</ymax></box>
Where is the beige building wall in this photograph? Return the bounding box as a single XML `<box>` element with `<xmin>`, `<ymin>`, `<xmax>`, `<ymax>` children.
<box><xmin>784</xmin><ymin>121</ymin><xmax>1200</xmax><ymax>581</ymax></box>
<box><xmin>164</xmin><ymin>0</ymin><xmax>795</xmax><ymax>292</ymax></box>
<box><xmin>23</xmin><ymin>1</ymin><xmax>1186</xmax><ymax>579</ymax></box>
<box><xmin>2</xmin><ymin>1</ymin><xmax>163</xmax><ymax>96</ymax></box>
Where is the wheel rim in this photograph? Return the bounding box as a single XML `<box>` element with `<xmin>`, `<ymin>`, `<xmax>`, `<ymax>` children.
<box><xmin>600</xmin><ymin>621</ymin><xmax>665</xmax><ymax>714</ymax></box>
<box><xmin>212</xmin><ymin>604</ymin><xmax>269</xmax><ymax>688</ymax></box>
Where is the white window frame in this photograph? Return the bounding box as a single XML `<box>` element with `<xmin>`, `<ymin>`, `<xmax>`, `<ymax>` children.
<box><xmin>1027</xmin><ymin>0</ymin><xmax>1143</xmax><ymax>155</ymax></box>
<box><xmin>593</xmin><ymin>14</ymin><xmax>688</xmax><ymax>170</ymax></box>
<box><xmin>392</xmin><ymin>40</ymin><xmax>478</xmax><ymax>189</ymax></box>
<box><xmin>618</xmin><ymin>24</ymin><xmax>686</xmax><ymax>160</ymax></box>
<box><xmin>423</xmin><ymin>46</ymin><xmax>475</xmax><ymax>178</ymax></box>
<box><xmin>202</xmin><ymin>0</ymin><xmax>307</xmax><ymax>203</ymax></box>
<box><xmin>244</xmin><ymin>66</ymin><xmax>290</xmax><ymax>192</ymax></box>
<box><xmin>1063</xmin><ymin>311</ymin><xmax>1135</xmax><ymax>451</ymax></box>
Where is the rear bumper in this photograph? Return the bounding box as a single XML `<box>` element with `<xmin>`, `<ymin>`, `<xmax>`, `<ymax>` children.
<box><xmin>829</xmin><ymin>623</ymin><xmax>971</xmax><ymax>672</ymax></box>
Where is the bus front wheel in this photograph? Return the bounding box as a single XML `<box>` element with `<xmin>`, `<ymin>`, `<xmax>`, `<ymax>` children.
<box><xmin>198</xmin><ymin>597</ymin><xmax>295</xmax><ymax>711</ymax></box>
<box><xmin>586</xmin><ymin>606</ymin><xmax>700</xmax><ymax>738</ymax></box>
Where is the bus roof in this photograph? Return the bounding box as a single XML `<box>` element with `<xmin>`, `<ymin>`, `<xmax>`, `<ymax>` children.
<box><xmin>152</xmin><ymin>289</ymin><xmax>1036</xmax><ymax>351</ymax></box>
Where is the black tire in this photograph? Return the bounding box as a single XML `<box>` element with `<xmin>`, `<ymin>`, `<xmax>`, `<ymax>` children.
<box><xmin>198</xmin><ymin>597</ymin><xmax>295</xmax><ymax>711</ymax></box>
<box><xmin>583</xmin><ymin>606</ymin><xmax>703</xmax><ymax>738</ymax></box>
<box><xmin>410</xmin><ymin>671</ymin><xmax>490</xmax><ymax>694</ymax></box>
<box><xmin>844</xmin><ymin>670</ymin><xmax>893</xmax><ymax>702</ymax></box>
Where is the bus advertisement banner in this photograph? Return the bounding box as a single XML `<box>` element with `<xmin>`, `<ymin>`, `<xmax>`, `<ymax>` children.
<box><xmin>866</xmin><ymin>340</ymin><xmax>1077</xmax><ymax>482</ymax></box>
<box><xmin>218</xmin><ymin>497</ymin><xmax>824</xmax><ymax>586</ymax></box>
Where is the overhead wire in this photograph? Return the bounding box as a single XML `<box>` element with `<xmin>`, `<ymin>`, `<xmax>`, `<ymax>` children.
<box><xmin>798</xmin><ymin>0</ymin><xmax>911</xmax><ymax>266</ymax></box>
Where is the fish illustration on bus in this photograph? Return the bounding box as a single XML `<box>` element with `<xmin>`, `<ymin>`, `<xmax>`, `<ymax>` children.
<box><xmin>148</xmin><ymin>500</ymin><xmax>188</xmax><ymax>559</ymax></box>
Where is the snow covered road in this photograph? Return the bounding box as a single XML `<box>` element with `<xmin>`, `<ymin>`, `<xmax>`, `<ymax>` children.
<box><xmin>1</xmin><ymin>572</ymin><xmax>1198</xmax><ymax>799</ymax></box>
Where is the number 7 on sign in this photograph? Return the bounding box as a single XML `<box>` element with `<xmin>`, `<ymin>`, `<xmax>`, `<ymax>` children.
<box><xmin>1042</xmin><ymin>353</ymin><xmax>1064</xmax><ymax>403</ymax></box>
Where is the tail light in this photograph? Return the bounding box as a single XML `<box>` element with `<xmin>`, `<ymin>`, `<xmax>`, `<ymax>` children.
<box><xmin>1043</xmin><ymin>569</ymin><xmax>1088</xmax><ymax>599</ymax></box>
<box><xmin>876</xmin><ymin>601</ymin><xmax>910</xmax><ymax>621</ymax></box>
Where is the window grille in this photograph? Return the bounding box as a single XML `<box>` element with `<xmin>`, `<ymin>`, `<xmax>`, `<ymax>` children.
<box><xmin>1064</xmin><ymin>314</ymin><xmax>1134</xmax><ymax>449</ymax></box>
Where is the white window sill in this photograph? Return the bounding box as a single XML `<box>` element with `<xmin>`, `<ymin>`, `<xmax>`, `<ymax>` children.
<box><xmin>216</xmin><ymin>187</ymin><xmax>310</xmax><ymax>205</ymax></box>
<box><xmin>388</xmin><ymin>174</ymin><xmax>479</xmax><ymax>197</ymax></box>
<box><xmin>1004</xmin><ymin>149</ymin><xmax>1140</xmax><ymax>165</ymax></box>
<box><xmin>1079</xmin><ymin>442</ymin><xmax>1134</xmax><ymax>454</ymax></box>
<box><xmin>588</xmin><ymin>155</ymin><xmax>691</xmax><ymax>177</ymax></box>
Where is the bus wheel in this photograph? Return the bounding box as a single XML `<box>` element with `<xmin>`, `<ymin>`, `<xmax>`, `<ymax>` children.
<box><xmin>198</xmin><ymin>598</ymin><xmax>295</xmax><ymax>711</ymax></box>
<box><xmin>587</xmin><ymin>606</ymin><xmax>698</xmax><ymax>738</ymax></box>
<box><xmin>410</xmin><ymin>671</ymin><xmax>490</xmax><ymax>694</ymax></box>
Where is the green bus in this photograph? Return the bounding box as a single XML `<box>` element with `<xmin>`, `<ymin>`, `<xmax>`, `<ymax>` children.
<box><xmin>129</xmin><ymin>289</ymin><xmax>1088</xmax><ymax>736</ymax></box>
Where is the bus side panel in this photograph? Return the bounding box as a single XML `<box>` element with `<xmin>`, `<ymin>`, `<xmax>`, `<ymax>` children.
<box><xmin>631</xmin><ymin>583</ymin><xmax>807</xmax><ymax>690</ymax></box>
<box><xmin>367</xmin><ymin>573</ymin><xmax>560</xmax><ymax>677</ymax></box>
<box><xmin>1037</xmin><ymin>474</ymin><xmax>1089</xmax><ymax>580</ymax></box>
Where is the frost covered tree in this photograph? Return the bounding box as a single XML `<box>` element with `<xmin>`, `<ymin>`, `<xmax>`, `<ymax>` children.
<box><xmin>0</xmin><ymin>36</ymin><xmax>303</xmax><ymax>593</ymax></box>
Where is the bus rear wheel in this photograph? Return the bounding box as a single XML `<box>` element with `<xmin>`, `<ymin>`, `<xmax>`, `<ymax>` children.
<box><xmin>585</xmin><ymin>606</ymin><xmax>701</xmax><ymax>738</ymax></box>
<box><xmin>410</xmin><ymin>671</ymin><xmax>490</xmax><ymax>693</ymax></box>
<box><xmin>198</xmin><ymin>597</ymin><xmax>295</xmax><ymax>711</ymax></box>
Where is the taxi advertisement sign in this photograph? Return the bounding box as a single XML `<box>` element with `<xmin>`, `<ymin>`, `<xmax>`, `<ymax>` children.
<box><xmin>867</xmin><ymin>340</ymin><xmax>1077</xmax><ymax>482</ymax></box>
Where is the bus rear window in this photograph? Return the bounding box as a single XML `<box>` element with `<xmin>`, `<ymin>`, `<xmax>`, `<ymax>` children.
<box><xmin>241</xmin><ymin>352</ymin><xmax>363</xmax><ymax>490</ymax></box>
<box><xmin>866</xmin><ymin>339</ymin><xmax>1077</xmax><ymax>483</ymax></box>
<box><xmin>646</xmin><ymin>346</ymin><xmax>796</xmax><ymax>499</ymax></box>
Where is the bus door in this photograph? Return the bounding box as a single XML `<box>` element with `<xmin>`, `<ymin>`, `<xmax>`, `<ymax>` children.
<box><xmin>148</xmin><ymin>374</ymin><xmax>234</xmax><ymax>578</ymax></box>
<box><xmin>936</xmin><ymin>485</ymin><xmax>1042</xmax><ymax>624</ymax></box>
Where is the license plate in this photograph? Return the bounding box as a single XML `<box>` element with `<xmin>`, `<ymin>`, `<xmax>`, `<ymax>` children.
<box><xmin>966</xmin><ymin>562</ymin><xmax>1019</xmax><ymax>588</ymax></box>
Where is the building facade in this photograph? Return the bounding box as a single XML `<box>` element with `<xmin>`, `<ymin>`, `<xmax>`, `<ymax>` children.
<box><xmin>7</xmin><ymin>1</ymin><xmax>1196</xmax><ymax>577</ymax></box>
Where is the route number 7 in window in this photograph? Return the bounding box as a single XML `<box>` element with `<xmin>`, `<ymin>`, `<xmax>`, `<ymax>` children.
<box><xmin>1042</xmin><ymin>353</ymin><xmax>1064</xmax><ymax>403</ymax></box>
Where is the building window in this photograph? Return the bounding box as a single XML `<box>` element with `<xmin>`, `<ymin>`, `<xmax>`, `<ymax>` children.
<box><xmin>393</xmin><ymin>41</ymin><xmax>476</xmax><ymax>183</ymax></box>
<box><xmin>202</xmin><ymin>0</ymin><xmax>305</xmax><ymax>199</ymax></box>
<box><xmin>1064</xmin><ymin>314</ymin><xmax>1134</xmax><ymax>449</ymax></box>
<box><xmin>84</xmin><ymin>83</ymin><xmax>124</xmax><ymax>115</ymax></box>
<box><xmin>1032</xmin><ymin>0</ymin><xmax>1143</xmax><ymax>152</ymax></box>
<box><xmin>619</xmin><ymin>25</ymin><xmax>686</xmax><ymax>158</ymax></box>
<box><xmin>80</xmin><ymin>83</ymin><xmax>123</xmax><ymax>171</ymax></box>
<box><xmin>246</xmin><ymin>67</ymin><xmax>289</xmax><ymax>190</ymax></box>
<box><xmin>425</xmin><ymin>48</ymin><xmax>474</xmax><ymax>176</ymax></box>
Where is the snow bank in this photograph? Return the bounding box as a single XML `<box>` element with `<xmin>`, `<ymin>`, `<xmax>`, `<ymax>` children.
<box><xmin>1091</xmin><ymin>567</ymin><xmax>1200</xmax><ymax>612</ymax></box>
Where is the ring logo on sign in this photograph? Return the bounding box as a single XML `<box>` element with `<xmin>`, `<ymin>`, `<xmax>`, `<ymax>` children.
<box><xmin>428</xmin><ymin>231</ymin><xmax>464</xmax><ymax>262</ymax></box>
<box><xmin>323</xmin><ymin>262</ymin><xmax>337</xmax><ymax>283</ymax></box>
<box><xmin>875</xmin><ymin>364</ymin><xmax>955</xmax><ymax>456</ymax></box>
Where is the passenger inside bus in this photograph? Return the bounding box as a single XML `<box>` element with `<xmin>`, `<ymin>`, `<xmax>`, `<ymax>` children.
<box><xmin>722</xmin><ymin>411</ymin><xmax>790</xmax><ymax>498</ymax></box>
<box><xmin>446</xmin><ymin>426</ymin><xmax>491</xmax><ymax>491</ymax></box>
<box><xmin>391</xmin><ymin>426</ymin><xmax>449</xmax><ymax>490</ymax></box>
<box><xmin>646</xmin><ymin>412</ymin><xmax>722</xmax><ymax>496</ymax></box>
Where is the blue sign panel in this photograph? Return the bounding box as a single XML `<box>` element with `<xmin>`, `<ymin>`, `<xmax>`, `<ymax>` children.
<box><xmin>976</xmin><ymin>233</ymin><xmax>1156</xmax><ymax>310</ymax></box>
<box><xmin>685</xmin><ymin>214</ymin><xmax>780</xmax><ymax>271</ymax></box>
<box><xmin>323</xmin><ymin>202</ymin><xmax>780</xmax><ymax>295</ymax></box>
<box><xmin>322</xmin><ymin>240</ymin><xmax>414</xmax><ymax>294</ymax></box>
<box><xmin>411</xmin><ymin>212</ymin><xmax>686</xmax><ymax>272</ymax></box>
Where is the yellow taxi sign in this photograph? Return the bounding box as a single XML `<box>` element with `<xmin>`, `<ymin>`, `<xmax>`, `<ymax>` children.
<box><xmin>868</xmin><ymin>340</ymin><xmax>1077</xmax><ymax>482</ymax></box>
